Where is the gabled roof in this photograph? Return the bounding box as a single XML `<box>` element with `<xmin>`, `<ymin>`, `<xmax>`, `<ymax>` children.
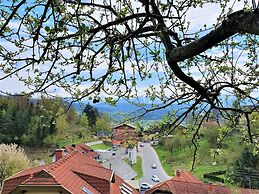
<box><xmin>113</xmin><ymin>123</ymin><xmax>136</xmax><ymax>130</ymax></box>
<box><xmin>64</xmin><ymin>143</ymin><xmax>100</xmax><ymax>158</ymax></box>
<box><xmin>171</xmin><ymin>171</ymin><xmax>203</xmax><ymax>183</ymax></box>
<box><xmin>112</xmin><ymin>124</ymin><xmax>137</xmax><ymax>143</ymax></box>
<box><xmin>1</xmin><ymin>150</ymin><xmax>138</xmax><ymax>194</ymax></box>
<box><xmin>146</xmin><ymin>180</ymin><xmax>231</xmax><ymax>194</ymax></box>
<box><xmin>145</xmin><ymin>170</ymin><xmax>259</xmax><ymax>194</ymax></box>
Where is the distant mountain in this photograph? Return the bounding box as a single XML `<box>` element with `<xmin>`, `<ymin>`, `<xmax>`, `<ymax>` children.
<box><xmin>72</xmin><ymin>95</ymin><xmax>251</xmax><ymax>122</ymax></box>
<box><xmin>72</xmin><ymin>97</ymin><xmax>186</xmax><ymax>121</ymax></box>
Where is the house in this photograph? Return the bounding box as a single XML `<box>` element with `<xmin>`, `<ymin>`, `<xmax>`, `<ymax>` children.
<box><xmin>111</xmin><ymin>124</ymin><xmax>138</xmax><ymax>146</ymax></box>
<box><xmin>51</xmin><ymin>143</ymin><xmax>100</xmax><ymax>162</ymax></box>
<box><xmin>1</xmin><ymin>149</ymin><xmax>138</xmax><ymax>194</ymax></box>
<box><xmin>63</xmin><ymin>143</ymin><xmax>100</xmax><ymax>159</ymax></box>
<box><xmin>145</xmin><ymin>170</ymin><xmax>259</xmax><ymax>194</ymax></box>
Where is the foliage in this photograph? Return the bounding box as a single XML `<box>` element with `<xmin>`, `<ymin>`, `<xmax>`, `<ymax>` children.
<box><xmin>155</xmin><ymin>132</ymin><xmax>244</xmax><ymax>183</ymax></box>
<box><xmin>124</xmin><ymin>138</ymin><xmax>136</xmax><ymax>148</ymax></box>
<box><xmin>0</xmin><ymin>96</ymin><xmax>60</xmax><ymax>146</ymax></box>
<box><xmin>0</xmin><ymin>96</ymin><xmax>99</xmax><ymax>148</ymax></box>
<box><xmin>82</xmin><ymin>104</ymin><xmax>99</xmax><ymax>127</ymax></box>
<box><xmin>0</xmin><ymin>144</ymin><xmax>30</xmax><ymax>185</ymax></box>
<box><xmin>234</xmin><ymin>148</ymin><xmax>259</xmax><ymax>170</ymax></box>
<box><xmin>200</xmin><ymin>125</ymin><xmax>219</xmax><ymax>145</ymax></box>
<box><xmin>232</xmin><ymin>148</ymin><xmax>259</xmax><ymax>188</ymax></box>
<box><xmin>0</xmin><ymin>0</ymin><xmax>258</xmax><ymax>151</ymax></box>
<box><xmin>78</xmin><ymin>113</ymin><xmax>89</xmax><ymax>127</ymax></box>
<box><xmin>93</xmin><ymin>113</ymin><xmax>112</xmax><ymax>133</ymax></box>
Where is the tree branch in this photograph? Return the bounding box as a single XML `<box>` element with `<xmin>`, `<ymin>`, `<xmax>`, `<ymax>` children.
<box><xmin>168</xmin><ymin>9</ymin><xmax>259</xmax><ymax>62</ymax></box>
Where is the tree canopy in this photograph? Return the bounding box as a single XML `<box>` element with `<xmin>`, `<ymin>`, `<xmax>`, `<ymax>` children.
<box><xmin>82</xmin><ymin>104</ymin><xmax>99</xmax><ymax>127</ymax></box>
<box><xmin>0</xmin><ymin>0</ymin><xmax>258</xmax><ymax>146</ymax></box>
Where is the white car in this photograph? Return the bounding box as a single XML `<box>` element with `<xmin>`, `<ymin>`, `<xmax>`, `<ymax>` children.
<box><xmin>140</xmin><ymin>182</ymin><xmax>153</xmax><ymax>190</ymax></box>
<box><xmin>151</xmin><ymin>163</ymin><xmax>157</xmax><ymax>169</ymax></box>
<box><xmin>152</xmin><ymin>175</ymin><xmax>160</xmax><ymax>182</ymax></box>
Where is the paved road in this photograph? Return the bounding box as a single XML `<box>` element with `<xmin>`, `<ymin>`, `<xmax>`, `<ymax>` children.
<box><xmin>139</xmin><ymin>142</ymin><xmax>170</xmax><ymax>192</ymax></box>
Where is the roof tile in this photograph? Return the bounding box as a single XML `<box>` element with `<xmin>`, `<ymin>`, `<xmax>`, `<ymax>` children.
<box><xmin>1</xmin><ymin>150</ymin><xmax>138</xmax><ymax>194</ymax></box>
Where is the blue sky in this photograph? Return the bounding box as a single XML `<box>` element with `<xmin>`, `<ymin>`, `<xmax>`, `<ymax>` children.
<box><xmin>1</xmin><ymin>0</ymin><xmax>257</xmax><ymax>101</ymax></box>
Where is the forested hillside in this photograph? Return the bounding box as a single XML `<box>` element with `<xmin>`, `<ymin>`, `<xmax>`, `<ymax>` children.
<box><xmin>0</xmin><ymin>96</ymin><xmax>111</xmax><ymax>148</ymax></box>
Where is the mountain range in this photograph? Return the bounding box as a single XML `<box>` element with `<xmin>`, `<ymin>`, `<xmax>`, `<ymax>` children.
<box><xmin>72</xmin><ymin>97</ymin><xmax>186</xmax><ymax>121</ymax></box>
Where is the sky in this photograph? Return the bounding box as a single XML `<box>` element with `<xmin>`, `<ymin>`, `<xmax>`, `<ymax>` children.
<box><xmin>0</xmin><ymin>0</ymin><xmax>257</xmax><ymax>101</ymax></box>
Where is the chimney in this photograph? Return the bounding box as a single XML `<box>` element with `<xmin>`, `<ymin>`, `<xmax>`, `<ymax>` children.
<box><xmin>176</xmin><ymin>169</ymin><xmax>181</xmax><ymax>176</ymax></box>
<box><xmin>53</xmin><ymin>148</ymin><xmax>65</xmax><ymax>162</ymax></box>
<box><xmin>208</xmin><ymin>183</ymin><xmax>214</xmax><ymax>193</ymax></box>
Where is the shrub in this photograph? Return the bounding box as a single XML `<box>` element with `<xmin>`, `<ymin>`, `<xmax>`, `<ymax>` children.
<box><xmin>0</xmin><ymin>144</ymin><xmax>30</xmax><ymax>185</ymax></box>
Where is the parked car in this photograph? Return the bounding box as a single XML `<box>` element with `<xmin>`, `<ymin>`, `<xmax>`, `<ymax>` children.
<box><xmin>150</xmin><ymin>140</ymin><xmax>158</xmax><ymax>146</ymax></box>
<box><xmin>140</xmin><ymin>182</ymin><xmax>153</xmax><ymax>190</ymax></box>
<box><xmin>152</xmin><ymin>175</ymin><xmax>160</xmax><ymax>182</ymax></box>
<box><xmin>151</xmin><ymin>163</ymin><xmax>157</xmax><ymax>169</ymax></box>
<box><xmin>112</xmin><ymin>147</ymin><xmax>118</xmax><ymax>151</ymax></box>
<box><xmin>140</xmin><ymin>143</ymin><xmax>144</xmax><ymax>147</ymax></box>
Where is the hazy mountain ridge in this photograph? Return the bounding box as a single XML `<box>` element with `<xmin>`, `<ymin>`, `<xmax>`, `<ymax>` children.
<box><xmin>73</xmin><ymin>98</ymin><xmax>185</xmax><ymax>121</ymax></box>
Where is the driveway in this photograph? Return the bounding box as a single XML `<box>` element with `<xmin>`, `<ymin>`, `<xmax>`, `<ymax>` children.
<box><xmin>139</xmin><ymin>142</ymin><xmax>170</xmax><ymax>193</ymax></box>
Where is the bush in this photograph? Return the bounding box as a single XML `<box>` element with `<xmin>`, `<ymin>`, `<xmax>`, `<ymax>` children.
<box><xmin>0</xmin><ymin>144</ymin><xmax>30</xmax><ymax>185</ymax></box>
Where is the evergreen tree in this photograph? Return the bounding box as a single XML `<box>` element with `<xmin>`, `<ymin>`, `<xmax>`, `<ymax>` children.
<box><xmin>82</xmin><ymin>104</ymin><xmax>99</xmax><ymax>127</ymax></box>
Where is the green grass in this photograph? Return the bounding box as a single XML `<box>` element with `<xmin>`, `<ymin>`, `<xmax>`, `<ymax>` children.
<box><xmin>154</xmin><ymin>146</ymin><xmax>175</xmax><ymax>176</ymax></box>
<box><xmin>58</xmin><ymin>136</ymin><xmax>97</xmax><ymax>148</ymax></box>
<box><xmin>25</xmin><ymin>132</ymin><xmax>98</xmax><ymax>165</ymax></box>
<box><xmin>90</xmin><ymin>143</ymin><xmax>111</xmax><ymax>150</ymax></box>
<box><xmin>154</xmin><ymin>135</ymin><xmax>244</xmax><ymax>183</ymax></box>
<box><xmin>126</xmin><ymin>156</ymin><xmax>143</xmax><ymax>180</ymax></box>
<box><xmin>131</xmin><ymin>156</ymin><xmax>143</xmax><ymax>179</ymax></box>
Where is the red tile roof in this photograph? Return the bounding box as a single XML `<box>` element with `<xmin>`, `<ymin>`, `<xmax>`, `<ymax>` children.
<box><xmin>113</xmin><ymin>123</ymin><xmax>136</xmax><ymax>129</ymax></box>
<box><xmin>172</xmin><ymin>171</ymin><xmax>203</xmax><ymax>183</ymax></box>
<box><xmin>64</xmin><ymin>143</ymin><xmax>100</xmax><ymax>159</ymax></box>
<box><xmin>1</xmin><ymin>150</ymin><xmax>138</xmax><ymax>194</ymax></box>
<box><xmin>145</xmin><ymin>170</ymin><xmax>259</xmax><ymax>194</ymax></box>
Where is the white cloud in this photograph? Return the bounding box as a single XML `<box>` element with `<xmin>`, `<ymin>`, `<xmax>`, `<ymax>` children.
<box><xmin>0</xmin><ymin>76</ymin><xmax>30</xmax><ymax>94</ymax></box>
<box><xmin>186</xmin><ymin>1</ymin><xmax>245</xmax><ymax>33</ymax></box>
<box><xmin>0</xmin><ymin>0</ymin><xmax>257</xmax><ymax>101</ymax></box>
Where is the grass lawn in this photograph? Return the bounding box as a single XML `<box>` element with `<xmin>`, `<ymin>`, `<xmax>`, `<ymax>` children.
<box><xmin>125</xmin><ymin>156</ymin><xmax>143</xmax><ymax>180</ymax></box>
<box><xmin>154</xmin><ymin>146</ymin><xmax>175</xmax><ymax>176</ymax></box>
<box><xmin>130</xmin><ymin>156</ymin><xmax>143</xmax><ymax>180</ymax></box>
<box><xmin>58</xmin><ymin>136</ymin><xmax>98</xmax><ymax>147</ymax></box>
<box><xmin>90</xmin><ymin>143</ymin><xmax>112</xmax><ymax>150</ymax></box>
<box><xmin>154</xmin><ymin>135</ymin><xmax>243</xmax><ymax>183</ymax></box>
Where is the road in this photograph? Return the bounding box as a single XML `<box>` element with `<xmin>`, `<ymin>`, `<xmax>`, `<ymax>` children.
<box><xmin>139</xmin><ymin>142</ymin><xmax>170</xmax><ymax>192</ymax></box>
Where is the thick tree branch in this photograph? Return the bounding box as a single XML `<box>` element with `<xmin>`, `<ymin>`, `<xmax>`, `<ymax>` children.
<box><xmin>168</xmin><ymin>9</ymin><xmax>259</xmax><ymax>62</ymax></box>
